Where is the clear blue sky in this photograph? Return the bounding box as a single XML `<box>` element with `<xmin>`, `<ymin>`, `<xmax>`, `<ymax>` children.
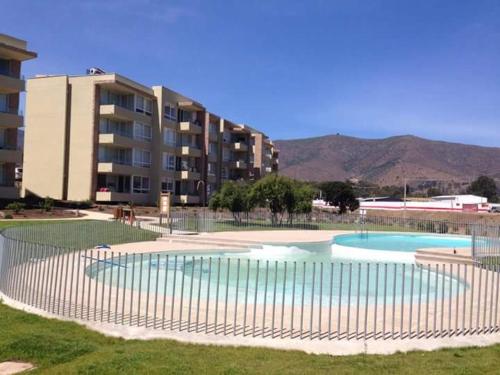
<box><xmin>3</xmin><ymin>0</ymin><xmax>500</xmax><ymax>146</ymax></box>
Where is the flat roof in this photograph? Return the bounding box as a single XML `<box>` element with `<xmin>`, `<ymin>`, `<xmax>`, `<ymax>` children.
<box><xmin>0</xmin><ymin>34</ymin><xmax>37</xmax><ymax>61</ymax></box>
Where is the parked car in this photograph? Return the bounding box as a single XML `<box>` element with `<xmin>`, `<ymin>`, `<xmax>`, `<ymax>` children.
<box><xmin>489</xmin><ymin>205</ymin><xmax>500</xmax><ymax>213</ymax></box>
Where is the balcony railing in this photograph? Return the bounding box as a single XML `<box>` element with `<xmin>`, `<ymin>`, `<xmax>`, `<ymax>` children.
<box><xmin>0</xmin><ymin>144</ymin><xmax>17</xmax><ymax>151</ymax></box>
<box><xmin>98</xmin><ymin>157</ymin><xmax>132</xmax><ymax>166</ymax></box>
<box><xmin>176</xmin><ymin>166</ymin><xmax>199</xmax><ymax>173</ymax></box>
<box><xmin>0</xmin><ymin>107</ymin><xmax>19</xmax><ymax>115</ymax></box>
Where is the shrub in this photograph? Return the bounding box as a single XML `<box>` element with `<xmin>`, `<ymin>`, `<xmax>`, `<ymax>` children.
<box><xmin>4</xmin><ymin>214</ymin><xmax>13</xmax><ymax>219</ymax></box>
<box><xmin>6</xmin><ymin>201</ymin><xmax>26</xmax><ymax>214</ymax></box>
<box><xmin>436</xmin><ymin>222</ymin><xmax>449</xmax><ymax>234</ymax></box>
<box><xmin>41</xmin><ymin>197</ymin><xmax>54</xmax><ymax>212</ymax></box>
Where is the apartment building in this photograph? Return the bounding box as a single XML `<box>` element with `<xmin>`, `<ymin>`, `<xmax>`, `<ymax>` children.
<box><xmin>22</xmin><ymin>70</ymin><xmax>277</xmax><ymax>205</ymax></box>
<box><xmin>251</xmin><ymin>131</ymin><xmax>279</xmax><ymax>179</ymax></box>
<box><xmin>0</xmin><ymin>34</ymin><xmax>36</xmax><ymax>198</ymax></box>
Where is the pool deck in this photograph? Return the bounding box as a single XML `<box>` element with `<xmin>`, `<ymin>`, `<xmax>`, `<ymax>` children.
<box><xmin>110</xmin><ymin>230</ymin><xmax>349</xmax><ymax>254</ymax></box>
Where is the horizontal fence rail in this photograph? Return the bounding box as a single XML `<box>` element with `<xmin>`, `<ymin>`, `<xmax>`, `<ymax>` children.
<box><xmin>2</xmin><ymin>226</ymin><xmax>500</xmax><ymax>341</ymax></box>
<box><xmin>165</xmin><ymin>210</ymin><xmax>498</xmax><ymax>236</ymax></box>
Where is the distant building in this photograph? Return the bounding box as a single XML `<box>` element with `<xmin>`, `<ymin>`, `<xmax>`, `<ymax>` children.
<box><xmin>359</xmin><ymin>194</ymin><xmax>490</xmax><ymax>213</ymax></box>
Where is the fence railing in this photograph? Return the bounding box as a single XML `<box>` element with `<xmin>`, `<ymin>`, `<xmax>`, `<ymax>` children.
<box><xmin>165</xmin><ymin>210</ymin><xmax>494</xmax><ymax>235</ymax></box>
<box><xmin>2</xmin><ymin>230</ymin><xmax>500</xmax><ymax>341</ymax></box>
<box><xmin>146</xmin><ymin>211</ymin><xmax>500</xmax><ymax>263</ymax></box>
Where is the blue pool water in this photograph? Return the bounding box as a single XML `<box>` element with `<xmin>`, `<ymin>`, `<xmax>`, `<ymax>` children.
<box><xmin>334</xmin><ymin>233</ymin><xmax>472</xmax><ymax>252</ymax></box>
<box><xmin>91</xmin><ymin>239</ymin><xmax>467</xmax><ymax>305</ymax></box>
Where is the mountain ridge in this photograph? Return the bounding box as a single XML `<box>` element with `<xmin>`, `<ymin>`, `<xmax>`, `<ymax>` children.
<box><xmin>274</xmin><ymin>134</ymin><xmax>500</xmax><ymax>185</ymax></box>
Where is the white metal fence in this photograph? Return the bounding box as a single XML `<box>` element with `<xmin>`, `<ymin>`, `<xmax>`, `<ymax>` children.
<box><xmin>165</xmin><ymin>210</ymin><xmax>493</xmax><ymax>235</ymax></box>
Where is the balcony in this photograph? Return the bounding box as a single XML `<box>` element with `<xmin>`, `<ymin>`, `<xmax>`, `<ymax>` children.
<box><xmin>207</xmin><ymin>174</ymin><xmax>217</xmax><ymax>183</ymax></box>
<box><xmin>178</xmin><ymin>121</ymin><xmax>202</xmax><ymax>134</ymax></box>
<box><xmin>0</xmin><ymin>110</ymin><xmax>22</xmax><ymax>128</ymax></box>
<box><xmin>97</xmin><ymin>161</ymin><xmax>142</xmax><ymax>176</ymax></box>
<box><xmin>230</xmin><ymin>160</ymin><xmax>247</xmax><ymax>170</ymax></box>
<box><xmin>0</xmin><ymin>74</ymin><xmax>24</xmax><ymax>94</ymax></box>
<box><xmin>96</xmin><ymin>191</ymin><xmax>150</xmax><ymax>204</ymax></box>
<box><xmin>232</xmin><ymin>142</ymin><xmax>248</xmax><ymax>152</ymax></box>
<box><xmin>174</xmin><ymin>195</ymin><xmax>200</xmax><ymax>205</ymax></box>
<box><xmin>177</xmin><ymin>145</ymin><xmax>202</xmax><ymax>158</ymax></box>
<box><xmin>98</xmin><ymin>133</ymin><xmax>146</xmax><ymax>149</ymax></box>
<box><xmin>100</xmin><ymin>104</ymin><xmax>151</xmax><ymax>123</ymax></box>
<box><xmin>0</xmin><ymin>148</ymin><xmax>21</xmax><ymax>163</ymax></box>
<box><xmin>176</xmin><ymin>170</ymin><xmax>201</xmax><ymax>180</ymax></box>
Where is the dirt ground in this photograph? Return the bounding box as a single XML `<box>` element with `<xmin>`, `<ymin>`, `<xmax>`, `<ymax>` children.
<box><xmin>0</xmin><ymin>208</ymin><xmax>84</xmax><ymax>220</ymax></box>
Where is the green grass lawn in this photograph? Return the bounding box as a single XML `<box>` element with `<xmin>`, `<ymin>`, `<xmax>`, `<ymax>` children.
<box><xmin>0</xmin><ymin>220</ymin><xmax>159</xmax><ymax>249</ymax></box>
<box><xmin>0</xmin><ymin>302</ymin><xmax>500</xmax><ymax>374</ymax></box>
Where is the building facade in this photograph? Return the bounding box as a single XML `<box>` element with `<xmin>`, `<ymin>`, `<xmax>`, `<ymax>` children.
<box><xmin>0</xmin><ymin>34</ymin><xmax>36</xmax><ymax>198</ymax></box>
<box><xmin>22</xmin><ymin>71</ymin><xmax>278</xmax><ymax>205</ymax></box>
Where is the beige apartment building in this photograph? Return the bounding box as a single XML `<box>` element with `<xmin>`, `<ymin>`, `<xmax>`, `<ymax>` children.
<box><xmin>22</xmin><ymin>70</ymin><xmax>278</xmax><ymax>205</ymax></box>
<box><xmin>0</xmin><ymin>34</ymin><xmax>36</xmax><ymax>199</ymax></box>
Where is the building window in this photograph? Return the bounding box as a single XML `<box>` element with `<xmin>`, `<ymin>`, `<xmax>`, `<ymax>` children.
<box><xmin>133</xmin><ymin>122</ymin><xmax>152</xmax><ymax>141</ymax></box>
<box><xmin>0</xmin><ymin>94</ymin><xmax>7</xmax><ymax>113</ymax></box>
<box><xmin>135</xmin><ymin>95</ymin><xmax>152</xmax><ymax>116</ymax></box>
<box><xmin>98</xmin><ymin>146</ymin><xmax>131</xmax><ymax>165</ymax></box>
<box><xmin>133</xmin><ymin>149</ymin><xmax>151</xmax><ymax>168</ymax></box>
<box><xmin>100</xmin><ymin>89</ymin><xmax>132</xmax><ymax>109</ymax></box>
<box><xmin>133</xmin><ymin>176</ymin><xmax>150</xmax><ymax>193</ymax></box>
<box><xmin>162</xmin><ymin>152</ymin><xmax>176</xmax><ymax>171</ymax></box>
<box><xmin>222</xmin><ymin>167</ymin><xmax>229</xmax><ymax>179</ymax></box>
<box><xmin>164</xmin><ymin>103</ymin><xmax>177</xmax><ymax>121</ymax></box>
<box><xmin>209</xmin><ymin>122</ymin><xmax>218</xmax><ymax>134</ymax></box>
<box><xmin>161</xmin><ymin>177</ymin><xmax>174</xmax><ymax>193</ymax></box>
<box><xmin>208</xmin><ymin>162</ymin><xmax>216</xmax><ymax>176</ymax></box>
<box><xmin>222</xmin><ymin>148</ymin><xmax>230</xmax><ymax>162</ymax></box>
<box><xmin>100</xmin><ymin>119</ymin><xmax>133</xmax><ymax>137</ymax></box>
<box><xmin>209</xmin><ymin>142</ymin><xmax>218</xmax><ymax>155</ymax></box>
<box><xmin>207</xmin><ymin>183</ymin><xmax>217</xmax><ymax>197</ymax></box>
<box><xmin>223</xmin><ymin>130</ymin><xmax>231</xmax><ymax>143</ymax></box>
<box><xmin>0</xmin><ymin>59</ymin><xmax>10</xmax><ymax>76</ymax></box>
<box><xmin>163</xmin><ymin>128</ymin><xmax>176</xmax><ymax>147</ymax></box>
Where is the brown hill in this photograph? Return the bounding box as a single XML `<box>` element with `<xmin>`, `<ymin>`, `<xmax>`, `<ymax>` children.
<box><xmin>274</xmin><ymin>135</ymin><xmax>500</xmax><ymax>185</ymax></box>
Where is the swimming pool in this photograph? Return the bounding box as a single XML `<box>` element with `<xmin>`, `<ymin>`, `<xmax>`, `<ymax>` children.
<box><xmin>331</xmin><ymin>233</ymin><xmax>472</xmax><ymax>263</ymax></box>
<box><xmin>334</xmin><ymin>233</ymin><xmax>472</xmax><ymax>252</ymax></box>
<box><xmin>90</xmin><ymin>241</ymin><xmax>465</xmax><ymax>306</ymax></box>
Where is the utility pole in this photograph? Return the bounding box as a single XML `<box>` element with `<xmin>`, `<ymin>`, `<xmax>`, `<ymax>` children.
<box><xmin>403</xmin><ymin>177</ymin><xmax>407</xmax><ymax>222</ymax></box>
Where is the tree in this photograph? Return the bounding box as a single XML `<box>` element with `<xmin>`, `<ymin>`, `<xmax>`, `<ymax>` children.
<box><xmin>208</xmin><ymin>192</ymin><xmax>222</xmax><ymax>212</ymax></box>
<box><xmin>251</xmin><ymin>174</ymin><xmax>295</xmax><ymax>225</ymax></box>
<box><xmin>286</xmin><ymin>181</ymin><xmax>315</xmax><ymax>224</ymax></box>
<box><xmin>320</xmin><ymin>181</ymin><xmax>359</xmax><ymax>214</ymax></box>
<box><xmin>426</xmin><ymin>187</ymin><xmax>442</xmax><ymax>197</ymax></box>
<box><xmin>207</xmin><ymin>181</ymin><xmax>254</xmax><ymax>223</ymax></box>
<box><xmin>467</xmin><ymin>176</ymin><xmax>498</xmax><ymax>202</ymax></box>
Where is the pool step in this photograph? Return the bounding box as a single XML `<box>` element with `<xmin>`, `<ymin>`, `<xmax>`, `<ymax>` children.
<box><xmin>158</xmin><ymin>236</ymin><xmax>261</xmax><ymax>249</ymax></box>
<box><xmin>415</xmin><ymin>249</ymin><xmax>474</xmax><ymax>265</ymax></box>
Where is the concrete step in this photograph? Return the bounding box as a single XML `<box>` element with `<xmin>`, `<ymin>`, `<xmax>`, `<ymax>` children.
<box><xmin>160</xmin><ymin>235</ymin><xmax>262</xmax><ymax>246</ymax></box>
<box><xmin>415</xmin><ymin>249</ymin><xmax>471</xmax><ymax>260</ymax></box>
<box><xmin>158</xmin><ymin>237</ymin><xmax>260</xmax><ymax>249</ymax></box>
<box><xmin>415</xmin><ymin>254</ymin><xmax>474</xmax><ymax>265</ymax></box>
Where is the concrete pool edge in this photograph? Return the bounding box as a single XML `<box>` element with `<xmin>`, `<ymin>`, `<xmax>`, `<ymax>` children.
<box><xmin>3</xmin><ymin>291</ymin><xmax>500</xmax><ymax>356</ymax></box>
